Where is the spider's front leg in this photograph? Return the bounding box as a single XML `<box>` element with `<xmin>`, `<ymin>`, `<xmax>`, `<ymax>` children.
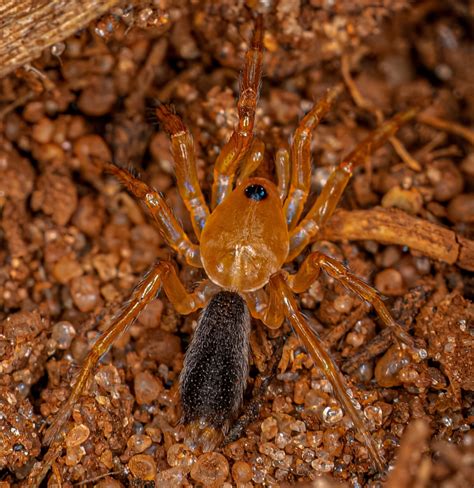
<box><xmin>283</xmin><ymin>85</ymin><xmax>342</xmax><ymax>229</ymax></box>
<box><xmin>43</xmin><ymin>261</ymin><xmax>209</xmax><ymax>447</ymax></box>
<box><xmin>154</xmin><ymin>104</ymin><xmax>209</xmax><ymax>237</ymax></box>
<box><xmin>107</xmin><ymin>164</ymin><xmax>201</xmax><ymax>267</ymax></box>
<box><xmin>287</xmin><ymin>108</ymin><xmax>419</xmax><ymax>261</ymax></box>
<box><xmin>268</xmin><ymin>272</ymin><xmax>386</xmax><ymax>472</ymax></box>
<box><xmin>211</xmin><ymin>16</ymin><xmax>264</xmax><ymax>208</ymax></box>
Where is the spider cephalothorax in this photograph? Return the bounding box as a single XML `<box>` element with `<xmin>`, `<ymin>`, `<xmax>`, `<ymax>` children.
<box><xmin>42</xmin><ymin>15</ymin><xmax>421</xmax><ymax>474</ymax></box>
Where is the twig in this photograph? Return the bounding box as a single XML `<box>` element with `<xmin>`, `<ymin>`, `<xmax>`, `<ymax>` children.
<box><xmin>0</xmin><ymin>0</ymin><xmax>120</xmax><ymax>79</ymax></box>
<box><xmin>321</xmin><ymin>208</ymin><xmax>474</xmax><ymax>271</ymax></box>
<box><xmin>417</xmin><ymin>113</ymin><xmax>474</xmax><ymax>145</ymax></box>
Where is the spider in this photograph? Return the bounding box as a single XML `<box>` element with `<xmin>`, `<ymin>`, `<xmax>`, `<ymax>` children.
<box><xmin>42</xmin><ymin>16</ymin><xmax>421</xmax><ymax>473</ymax></box>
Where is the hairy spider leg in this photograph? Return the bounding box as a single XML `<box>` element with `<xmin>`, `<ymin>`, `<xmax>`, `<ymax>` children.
<box><xmin>43</xmin><ymin>261</ymin><xmax>210</xmax><ymax>446</ymax></box>
<box><xmin>287</xmin><ymin>108</ymin><xmax>419</xmax><ymax>261</ymax></box>
<box><xmin>283</xmin><ymin>85</ymin><xmax>343</xmax><ymax>229</ymax></box>
<box><xmin>211</xmin><ymin>15</ymin><xmax>264</xmax><ymax>209</ymax></box>
<box><xmin>288</xmin><ymin>251</ymin><xmax>416</xmax><ymax>351</ymax></box>
<box><xmin>154</xmin><ymin>104</ymin><xmax>209</xmax><ymax>237</ymax></box>
<box><xmin>107</xmin><ymin>164</ymin><xmax>201</xmax><ymax>267</ymax></box>
<box><xmin>275</xmin><ymin>146</ymin><xmax>290</xmax><ymax>202</ymax></box>
<box><xmin>236</xmin><ymin>138</ymin><xmax>265</xmax><ymax>185</ymax></box>
<box><xmin>269</xmin><ymin>272</ymin><xmax>386</xmax><ymax>472</ymax></box>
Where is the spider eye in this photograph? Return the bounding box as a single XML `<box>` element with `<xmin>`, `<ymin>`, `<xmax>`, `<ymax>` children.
<box><xmin>244</xmin><ymin>184</ymin><xmax>267</xmax><ymax>201</ymax></box>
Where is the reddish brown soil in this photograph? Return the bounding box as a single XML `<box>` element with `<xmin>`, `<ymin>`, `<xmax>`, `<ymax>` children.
<box><xmin>0</xmin><ymin>1</ymin><xmax>472</xmax><ymax>487</ymax></box>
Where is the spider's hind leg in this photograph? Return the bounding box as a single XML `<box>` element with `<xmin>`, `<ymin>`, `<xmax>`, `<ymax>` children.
<box><xmin>269</xmin><ymin>272</ymin><xmax>386</xmax><ymax>472</ymax></box>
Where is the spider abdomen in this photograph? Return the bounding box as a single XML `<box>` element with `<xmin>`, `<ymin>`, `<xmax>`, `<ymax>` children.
<box><xmin>180</xmin><ymin>291</ymin><xmax>250</xmax><ymax>450</ymax></box>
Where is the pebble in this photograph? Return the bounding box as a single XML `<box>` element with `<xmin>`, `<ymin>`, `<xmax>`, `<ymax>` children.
<box><xmin>232</xmin><ymin>460</ymin><xmax>253</xmax><ymax>483</ymax></box>
<box><xmin>73</xmin><ymin>195</ymin><xmax>105</xmax><ymax>237</ymax></box>
<box><xmin>128</xmin><ymin>454</ymin><xmax>156</xmax><ymax>481</ymax></box>
<box><xmin>333</xmin><ymin>294</ymin><xmax>353</xmax><ymax>313</ymax></box>
<box><xmin>127</xmin><ymin>434</ymin><xmax>152</xmax><ymax>454</ymax></box>
<box><xmin>381</xmin><ymin>186</ymin><xmax>423</xmax><ymax>214</ymax></box>
<box><xmin>322</xmin><ymin>405</ymin><xmax>344</xmax><ymax>425</ymax></box>
<box><xmin>167</xmin><ymin>443</ymin><xmax>196</xmax><ymax>472</ymax></box>
<box><xmin>374</xmin><ymin>268</ymin><xmax>404</xmax><ymax>296</ymax></box>
<box><xmin>70</xmin><ymin>275</ymin><xmax>100</xmax><ymax>312</ymax></box>
<box><xmin>261</xmin><ymin>416</ymin><xmax>278</xmax><ymax>441</ymax></box>
<box><xmin>447</xmin><ymin>193</ymin><xmax>474</xmax><ymax>223</ymax></box>
<box><xmin>65</xmin><ymin>424</ymin><xmax>90</xmax><ymax>447</ymax></box>
<box><xmin>428</xmin><ymin>160</ymin><xmax>464</xmax><ymax>202</ymax></box>
<box><xmin>190</xmin><ymin>452</ymin><xmax>229</xmax><ymax>486</ymax></box>
<box><xmin>95</xmin><ymin>477</ymin><xmax>124</xmax><ymax>488</ymax></box>
<box><xmin>134</xmin><ymin>371</ymin><xmax>162</xmax><ymax>405</ymax></box>
<box><xmin>375</xmin><ymin>345</ymin><xmax>411</xmax><ymax>387</ymax></box>
<box><xmin>65</xmin><ymin>445</ymin><xmax>86</xmax><ymax>466</ymax></box>
<box><xmin>52</xmin><ymin>255</ymin><xmax>83</xmax><ymax>284</ymax></box>
<box><xmin>32</xmin><ymin>117</ymin><xmax>55</xmax><ymax>144</ymax></box>
<box><xmin>155</xmin><ymin>467</ymin><xmax>187</xmax><ymax>487</ymax></box>
<box><xmin>77</xmin><ymin>78</ymin><xmax>117</xmax><ymax>116</ymax></box>
<box><xmin>51</xmin><ymin>321</ymin><xmax>76</xmax><ymax>349</ymax></box>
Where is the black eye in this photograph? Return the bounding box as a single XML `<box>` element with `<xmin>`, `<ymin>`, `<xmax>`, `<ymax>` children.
<box><xmin>244</xmin><ymin>184</ymin><xmax>267</xmax><ymax>201</ymax></box>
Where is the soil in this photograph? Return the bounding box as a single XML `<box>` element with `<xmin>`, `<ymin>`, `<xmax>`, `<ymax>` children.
<box><xmin>0</xmin><ymin>1</ymin><xmax>472</xmax><ymax>487</ymax></box>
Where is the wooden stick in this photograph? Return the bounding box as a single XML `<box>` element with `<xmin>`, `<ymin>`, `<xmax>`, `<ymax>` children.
<box><xmin>321</xmin><ymin>208</ymin><xmax>474</xmax><ymax>271</ymax></box>
<box><xmin>0</xmin><ymin>0</ymin><xmax>120</xmax><ymax>79</ymax></box>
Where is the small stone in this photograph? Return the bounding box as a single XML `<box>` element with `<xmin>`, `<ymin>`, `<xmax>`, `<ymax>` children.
<box><xmin>321</xmin><ymin>405</ymin><xmax>343</xmax><ymax>425</ymax></box>
<box><xmin>65</xmin><ymin>424</ymin><xmax>90</xmax><ymax>447</ymax></box>
<box><xmin>92</xmin><ymin>253</ymin><xmax>119</xmax><ymax>282</ymax></box>
<box><xmin>155</xmin><ymin>467</ymin><xmax>187</xmax><ymax>487</ymax></box>
<box><xmin>167</xmin><ymin>443</ymin><xmax>196</xmax><ymax>472</ymax></box>
<box><xmin>261</xmin><ymin>416</ymin><xmax>278</xmax><ymax>441</ymax></box>
<box><xmin>190</xmin><ymin>452</ymin><xmax>229</xmax><ymax>486</ymax></box>
<box><xmin>447</xmin><ymin>194</ymin><xmax>474</xmax><ymax>223</ymax></box>
<box><xmin>134</xmin><ymin>371</ymin><xmax>162</xmax><ymax>405</ymax></box>
<box><xmin>100</xmin><ymin>449</ymin><xmax>114</xmax><ymax>469</ymax></box>
<box><xmin>95</xmin><ymin>477</ymin><xmax>124</xmax><ymax>488</ymax></box>
<box><xmin>65</xmin><ymin>445</ymin><xmax>86</xmax><ymax>466</ymax></box>
<box><xmin>32</xmin><ymin>117</ymin><xmax>55</xmax><ymax>144</ymax></box>
<box><xmin>51</xmin><ymin>321</ymin><xmax>76</xmax><ymax>349</ymax></box>
<box><xmin>70</xmin><ymin>275</ymin><xmax>100</xmax><ymax>312</ymax></box>
<box><xmin>127</xmin><ymin>434</ymin><xmax>152</xmax><ymax>454</ymax></box>
<box><xmin>95</xmin><ymin>365</ymin><xmax>121</xmax><ymax>393</ymax></box>
<box><xmin>52</xmin><ymin>255</ymin><xmax>83</xmax><ymax>284</ymax></box>
<box><xmin>375</xmin><ymin>268</ymin><xmax>404</xmax><ymax>296</ymax></box>
<box><xmin>137</xmin><ymin>299</ymin><xmax>164</xmax><ymax>328</ymax></box>
<box><xmin>333</xmin><ymin>294</ymin><xmax>353</xmax><ymax>314</ymax></box>
<box><xmin>231</xmin><ymin>460</ymin><xmax>252</xmax><ymax>483</ymax></box>
<box><xmin>375</xmin><ymin>345</ymin><xmax>411</xmax><ymax>387</ymax></box>
<box><xmin>128</xmin><ymin>454</ymin><xmax>156</xmax><ymax>481</ymax></box>
<box><xmin>73</xmin><ymin>195</ymin><xmax>105</xmax><ymax>237</ymax></box>
<box><xmin>381</xmin><ymin>186</ymin><xmax>423</xmax><ymax>214</ymax></box>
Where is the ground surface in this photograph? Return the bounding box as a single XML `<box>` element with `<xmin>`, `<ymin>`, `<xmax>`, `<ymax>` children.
<box><xmin>0</xmin><ymin>1</ymin><xmax>473</xmax><ymax>487</ymax></box>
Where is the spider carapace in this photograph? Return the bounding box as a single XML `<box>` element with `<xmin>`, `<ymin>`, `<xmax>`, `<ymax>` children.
<box><xmin>43</xmin><ymin>16</ymin><xmax>421</xmax><ymax>473</ymax></box>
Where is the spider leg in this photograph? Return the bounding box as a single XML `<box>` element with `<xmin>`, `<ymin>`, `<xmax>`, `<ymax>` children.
<box><xmin>43</xmin><ymin>261</ymin><xmax>209</xmax><ymax>447</ymax></box>
<box><xmin>269</xmin><ymin>272</ymin><xmax>386</xmax><ymax>472</ymax></box>
<box><xmin>283</xmin><ymin>85</ymin><xmax>342</xmax><ymax>229</ymax></box>
<box><xmin>236</xmin><ymin>138</ymin><xmax>265</xmax><ymax>185</ymax></box>
<box><xmin>107</xmin><ymin>164</ymin><xmax>201</xmax><ymax>267</ymax></box>
<box><xmin>275</xmin><ymin>146</ymin><xmax>290</xmax><ymax>202</ymax></box>
<box><xmin>154</xmin><ymin>104</ymin><xmax>209</xmax><ymax>237</ymax></box>
<box><xmin>287</xmin><ymin>251</ymin><xmax>416</xmax><ymax>352</ymax></box>
<box><xmin>211</xmin><ymin>16</ymin><xmax>264</xmax><ymax>209</ymax></box>
<box><xmin>287</xmin><ymin>108</ymin><xmax>418</xmax><ymax>261</ymax></box>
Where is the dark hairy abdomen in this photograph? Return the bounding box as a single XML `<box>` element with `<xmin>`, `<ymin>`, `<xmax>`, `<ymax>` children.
<box><xmin>180</xmin><ymin>291</ymin><xmax>250</xmax><ymax>432</ymax></box>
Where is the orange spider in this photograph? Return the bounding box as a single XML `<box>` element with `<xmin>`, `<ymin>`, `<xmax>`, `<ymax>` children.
<box><xmin>43</xmin><ymin>16</ymin><xmax>420</xmax><ymax>472</ymax></box>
